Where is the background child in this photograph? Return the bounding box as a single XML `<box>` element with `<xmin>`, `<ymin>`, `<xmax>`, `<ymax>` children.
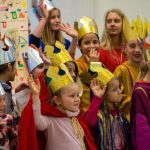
<box><xmin>0</xmin><ymin>83</ymin><xmax>17</xmax><ymax>149</ymax></box>
<box><xmin>75</xmin><ymin>16</ymin><xmax>100</xmax><ymax>112</ymax></box>
<box><xmin>130</xmin><ymin>61</ymin><xmax>150</xmax><ymax>150</ymax></box>
<box><xmin>0</xmin><ymin>35</ymin><xmax>17</xmax><ymax>115</ymax></box>
<box><xmin>85</xmin><ymin>65</ymin><xmax>129</xmax><ymax>149</ymax></box>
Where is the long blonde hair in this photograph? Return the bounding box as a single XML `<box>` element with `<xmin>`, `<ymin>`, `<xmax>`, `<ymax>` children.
<box><xmin>100</xmin><ymin>8</ymin><xmax>127</xmax><ymax>51</ymax></box>
<box><xmin>42</xmin><ymin>8</ymin><xmax>65</xmax><ymax>45</ymax></box>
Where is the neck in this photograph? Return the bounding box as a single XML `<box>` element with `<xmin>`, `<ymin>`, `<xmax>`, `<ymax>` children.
<box><xmin>143</xmin><ymin>71</ymin><xmax>150</xmax><ymax>83</ymax></box>
<box><xmin>111</xmin><ymin>35</ymin><xmax>121</xmax><ymax>49</ymax></box>
<box><xmin>128</xmin><ymin>59</ymin><xmax>140</xmax><ymax>67</ymax></box>
<box><xmin>0</xmin><ymin>74</ymin><xmax>8</xmax><ymax>82</ymax></box>
<box><xmin>51</xmin><ymin>31</ymin><xmax>56</xmax><ymax>41</ymax></box>
<box><xmin>107</xmin><ymin>102</ymin><xmax>115</xmax><ymax>111</ymax></box>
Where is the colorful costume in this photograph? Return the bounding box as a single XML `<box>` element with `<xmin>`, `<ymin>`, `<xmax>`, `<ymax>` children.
<box><xmin>99</xmin><ymin>48</ymin><xmax>126</xmax><ymax>73</ymax></box>
<box><xmin>114</xmin><ymin>61</ymin><xmax>140</xmax><ymax>120</ymax></box>
<box><xmin>85</xmin><ymin>96</ymin><xmax>129</xmax><ymax>150</ymax></box>
<box><xmin>130</xmin><ymin>81</ymin><xmax>150</xmax><ymax>150</ymax></box>
<box><xmin>18</xmin><ymin>76</ymin><xmax>97</xmax><ymax>150</ymax></box>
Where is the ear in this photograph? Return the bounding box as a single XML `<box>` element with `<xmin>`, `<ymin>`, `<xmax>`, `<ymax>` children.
<box><xmin>7</xmin><ymin>63</ymin><xmax>13</xmax><ymax>72</ymax></box>
<box><xmin>53</xmin><ymin>95</ymin><xmax>61</xmax><ymax>106</ymax></box>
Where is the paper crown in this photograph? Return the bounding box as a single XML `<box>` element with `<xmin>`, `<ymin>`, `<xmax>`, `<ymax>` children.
<box><xmin>123</xmin><ymin>16</ymin><xmax>148</xmax><ymax>42</ymax></box>
<box><xmin>0</xmin><ymin>82</ymin><xmax>5</xmax><ymax>96</ymax></box>
<box><xmin>90</xmin><ymin>62</ymin><xmax>114</xmax><ymax>85</ymax></box>
<box><xmin>0</xmin><ymin>35</ymin><xmax>16</xmax><ymax>65</ymax></box>
<box><xmin>22</xmin><ymin>46</ymin><xmax>43</xmax><ymax>73</ymax></box>
<box><xmin>46</xmin><ymin>63</ymin><xmax>74</xmax><ymax>93</ymax></box>
<box><xmin>45</xmin><ymin>41</ymin><xmax>72</xmax><ymax>66</ymax></box>
<box><xmin>32</xmin><ymin>0</ymin><xmax>55</xmax><ymax>18</ymax></box>
<box><xmin>74</xmin><ymin>16</ymin><xmax>98</xmax><ymax>40</ymax></box>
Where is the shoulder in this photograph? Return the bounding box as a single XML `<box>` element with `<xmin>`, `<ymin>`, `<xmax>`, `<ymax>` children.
<box><xmin>64</xmin><ymin>38</ymin><xmax>71</xmax><ymax>49</ymax></box>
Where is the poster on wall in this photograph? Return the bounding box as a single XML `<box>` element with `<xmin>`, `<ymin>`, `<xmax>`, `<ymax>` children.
<box><xmin>0</xmin><ymin>0</ymin><xmax>28</xmax><ymax>88</ymax></box>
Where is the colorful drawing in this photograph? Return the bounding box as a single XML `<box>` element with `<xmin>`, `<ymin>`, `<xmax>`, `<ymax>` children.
<box><xmin>0</xmin><ymin>0</ymin><xmax>28</xmax><ymax>88</ymax></box>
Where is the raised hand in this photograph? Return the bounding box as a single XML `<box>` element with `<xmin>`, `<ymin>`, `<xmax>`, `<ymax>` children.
<box><xmin>59</xmin><ymin>23</ymin><xmax>78</xmax><ymax>39</ymax></box>
<box><xmin>85</xmin><ymin>48</ymin><xmax>100</xmax><ymax>63</ymax></box>
<box><xmin>27</xmin><ymin>74</ymin><xmax>41</xmax><ymax>97</ymax></box>
<box><xmin>39</xmin><ymin>0</ymin><xmax>49</xmax><ymax>20</ymax></box>
<box><xmin>90</xmin><ymin>79</ymin><xmax>107</xmax><ymax>98</ymax></box>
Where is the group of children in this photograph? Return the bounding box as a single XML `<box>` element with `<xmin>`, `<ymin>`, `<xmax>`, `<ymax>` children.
<box><xmin>0</xmin><ymin>1</ymin><xmax>150</xmax><ymax>150</ymax></box>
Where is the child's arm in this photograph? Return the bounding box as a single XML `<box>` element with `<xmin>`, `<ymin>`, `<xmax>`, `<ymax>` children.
<box><xmin>27</xmin><ymin>75</ymin><xmax>48</xmax><ymax>131</ymax></box>
<box><xmin>85</xmin><ymin>79</ymin><xmax>106</xmax><ymax>127</ymax></box>
<box><xmin>32</xmin><ymin>2</ymin><xmax>48</xmax><ymax>38</ymax></box>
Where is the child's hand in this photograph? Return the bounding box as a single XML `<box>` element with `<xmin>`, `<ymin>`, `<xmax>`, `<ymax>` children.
<box><xmin>85</xmin><ymin>49</ymin><xmax>99</xmax><ymax>63</ymax></box>
<box><xmin>59</xmin><ymin>23</ymin><xmax>78</xmax><ymax>39</ymax></box>
<box><xmin>27</xmin><ymin>74</ymin><xmax>41</xmax><ymax>97</ymax></box>
<box><xmin>90</xmin><ymin>79</ymin><xmax>107</xmax><ymax>98</ymax></box>
<box><xmin>39</xmin><ymin>0</ymin><xmax>49</xmax><ymax>20</ymax></box>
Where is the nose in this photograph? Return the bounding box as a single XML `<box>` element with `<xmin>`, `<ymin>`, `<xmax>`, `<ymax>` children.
<box><xmin>55</xmin><ymin>17</ymin><xmax>60</xmax><ymax>23</ymax></box>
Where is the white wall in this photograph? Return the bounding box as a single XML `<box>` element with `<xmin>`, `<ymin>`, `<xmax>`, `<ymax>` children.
<box><xmin>28</xmin><ymin>0</ymin><xmax>150</xmax><ymax>58</ymax></box>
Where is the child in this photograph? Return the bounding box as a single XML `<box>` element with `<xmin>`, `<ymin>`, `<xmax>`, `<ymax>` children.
<box><xmin>85</xmin><ymin>63</ymin><xmax>129</xmax><ymax>150</ymax></box>
<box><xmin>75</xmin><ymin>16</ymin><xmax>100</xmax><ymax>112</ymax></box>
<box><xmin>114</xmin><ymin>17</ymin><xmax>146</xmax><ymax>120</ymax></box>
<box><xmin>18</xmin><ymin>64</ymin><xmax>97</xmax><ymax>150</ymax></box>
<box><xmin>30</xmin><ymin>0</ymin><xmax>78</xmax><ymax>57</ymax></box>
<box><xmin>0</xmin><ymin>82</ymin><xmax>17</xmax><ymax>149</ymax></box>
<box><xmin>0</xmin><ymin>35</ymin><xmax>17</xmax><ymax>115</ymax></box>
<box><xmin>130</xmin><ymin>60</ymin><xmax>150</xmax><ymax>149</ymax></box>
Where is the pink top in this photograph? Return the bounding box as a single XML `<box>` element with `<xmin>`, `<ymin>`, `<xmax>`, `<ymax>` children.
<box><xmin>32</xmin><ymin>100</ymin><xmax>83</xmax><ymax>150</ymax></box>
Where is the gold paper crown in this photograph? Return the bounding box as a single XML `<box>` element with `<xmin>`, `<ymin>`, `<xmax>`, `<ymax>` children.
<box><xmin>123</xmin><ymin>16</ymin><xmax>148</xmax><ymax>42</ymax></box>
<box><xmin>46</xmin><ymin>63</ymin><xmax>74</xmax><ymax>93</ymax></box>
<box><xmin>90</xmin><ymin>62</ymin><xmax>114</xmax><ymax>85</ymax></box>
<box><xmin>74</xmin><ymin>16</ymin><xmax>98</xmax><ymax>40</ymax></box>
<box><xmin>45</xmin><ymin>41</ymin><xmax>72</xmax><ymax>66</ymax></box>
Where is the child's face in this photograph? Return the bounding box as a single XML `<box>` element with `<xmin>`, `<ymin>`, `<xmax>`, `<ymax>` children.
<box><xmin>78</xmin><ymin>33</ymin><xmax>100</xmax><ymax>57</ymax></box>
<box><xmin>105</xmin><ymin>79</ymin><xmax>122</xmax><ymax>103</ymax></box>
<box><xmin>106</xmin><ymin>12</ymin><xmax>122</xmax><ymax>36</ymax></box>
<box><xmin>32</xmin><ymin>63</ymin><xmax>45</xmax><ymax>79</ymax></box>
<box><xmin>49</xmin><ymin>9</ymin><xmax>61</xmax><ymax>31</ymax></box>
<box><xmin>126</xmin><ymin>40</ymin><xmax>143</xmax><ymax>64</ymax></box>
<box><xmin>0</xmin><ymin>96</ymin><xmax>5</xmax><ymax>116</ymax></box>
<box><xmin>59</xmin><ymin>83</ymin><xmax>80</xmax><ymax>112</ymax></box>
<box><xmin>65</xmin><ymin>62</ymin><xmax>77</xmax><ymax>81</ymax></box>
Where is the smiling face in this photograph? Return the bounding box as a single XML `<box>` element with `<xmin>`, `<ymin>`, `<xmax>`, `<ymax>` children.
<box><xmin>106</xmin><ymin>12</ymin><xmax>123</xmax><ymax>36</ymax></box>
<box><xmin>55</xmin><ymin>83</ymin><xmax>80</xmax><ymax>112</ymax></box>
<box><xmin>78</xmin><ymin>33</ymin><xmax>100</xmax><ymax>57</ymax></box>
<box><xmin>48</xmin><ymin>9</ymin><xmax>61</xmax><ymax>31</ymax></box>
<box><xmin>126</xmin><ymin>40</ymin><xmax>143</xmax><ymax>64</ymax></box>
<box><xmin>105</xmin><ymin>78</ymin><xmax>122</xmax><ymax>103</ymax></box>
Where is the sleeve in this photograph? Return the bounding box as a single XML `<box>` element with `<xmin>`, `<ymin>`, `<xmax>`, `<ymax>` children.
<box><xmin>32</xmin><ymin>99</ymin><xmax>49</xmax><ymax>131</ymax></box>
<box><xmin>29</xmin><ymin>34</ymin><xmax>41</xmax><ymax>48</ymax></box>
<box><xmin>85</xmin><ymin>96</ymin><xmax>103</xmax><ymax>127</ymax></box>
<box><xmin>130</xmin><ymin>90</ymin><xmax>150</xmax><ymax>150</ymax></box>
<box><xmin>64</xmin><ymin>38</ymin><xmax>71</xmax><ymax>50</ymax></box>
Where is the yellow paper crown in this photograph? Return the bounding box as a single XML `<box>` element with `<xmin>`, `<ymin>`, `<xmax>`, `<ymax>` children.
<box><xmin>45</xmin><ymin>41</ymin><xmax>72</xmax><ymax>66</ymax></box>
<box><xmin>46</xmin><ymin>63</ymin><xmax>74</xmax><ymax>93</ymax></box>
<box><xmin>74</xmin><ymin>16</ymin><xmax>98</xmax><ymax>40</ymax></box>
<box><xmin>90</xmin><ymin>62</ymin><xmax>114</xmax><ymax>85</ymax></box>
<box><xmin>123</xmin><ymin>16</ymin><xmax>148</xmax><ymax>42</ymax></box>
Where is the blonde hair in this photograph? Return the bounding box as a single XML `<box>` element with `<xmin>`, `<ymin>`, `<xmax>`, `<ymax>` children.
<box><xmin>42</xmin><ymin>8</ymin><xmax>65</xmax><ymax>45</ymax></box>
<box><xmin>100</xmin><ymin>8</ymin><xmax>127</xmax><ymax>51</ymax></box>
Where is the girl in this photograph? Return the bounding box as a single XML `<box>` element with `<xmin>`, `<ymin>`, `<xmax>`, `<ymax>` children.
<box><xmin>29</xmin><ymin>0</ymin><xmax>78</xmax><ymax>57</ymax></box>
<box><xmin>130</xmin><ymin>61</ymin><xmax>150</xmax><ymax>150</ymax></box>
<box><xmin>0</xmin><ymin>35</ymin><xmax>17</xmax><ymax>115</ymax></box>
<box><xmin>85</xmin><ymin>73</ymin><xmax>129</xmax><ymax>149</ymax></box>
<box><xmin>99</xmin><ymin>9</ymin><xmax>127</xmax><ymax>72</ymax></box>
<box><xmin>18</xmin><ymin>65</ymin><xmax>97</xmax><ymax>150</ymax></box>
<box><xmin>75</xmin><ymin>16</ymin><xmax>100</xmax><ymax>112</ymax></box>
<box><xmin>0</xmin><ymin>83</ymin><xmax>17</xmax><ymax>149</ymax></box>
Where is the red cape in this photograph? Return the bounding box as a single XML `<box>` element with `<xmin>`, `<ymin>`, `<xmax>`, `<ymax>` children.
<box><xmin>18</xmin><ymin>75</ymin><xmax>97</xmax><ymax>150</ymax></box>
